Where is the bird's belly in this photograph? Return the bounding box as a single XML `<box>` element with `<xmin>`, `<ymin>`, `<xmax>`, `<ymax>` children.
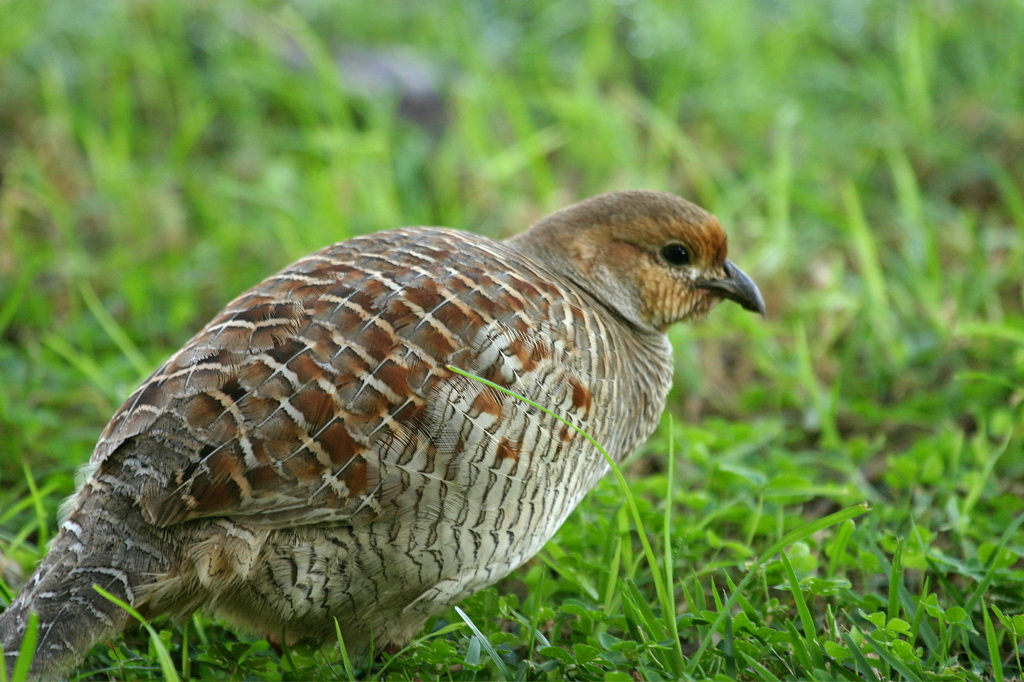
<box><xmin>215</xmin><ymin>431</ymin><xmax>607</xmax><ymax>649</ymax></box>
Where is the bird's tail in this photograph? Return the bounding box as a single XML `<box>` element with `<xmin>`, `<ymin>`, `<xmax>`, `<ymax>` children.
<box><xmin>0</xmin><ymin>490</ymin><xmax>172</xmax><ymax>678</ymax></box>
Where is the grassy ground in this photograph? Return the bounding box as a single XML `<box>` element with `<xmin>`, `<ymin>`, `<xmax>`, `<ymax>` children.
<box><xmin>1</xmin><ymin>0</ymin><xmax>1023</xmax><ymax>679</ymax></box>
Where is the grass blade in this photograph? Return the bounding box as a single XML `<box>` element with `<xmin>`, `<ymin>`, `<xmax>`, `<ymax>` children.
<box><xmin>888</xmin><ymin>537</ymin><xmax>903</xmax><ymax>621</ymax></box>
<box><xmin>5</xmin><ymin>611</ymin><xmax>38</xmax><ymax>682</ymax></box>
<box><xmin>78</xmin><ymin>282</ymin><xmax>151</xmax><ymax>378</ymax></box>
<box><xmin>333</xmin><ymin>617</ymin><xmax>356</xmax><ymax>681</ymax></box>
<box><xmin>663</xmin><ymin>418</ymin><xmax>676</xmax><ymax>620</ymax></box>
<box><xmin>841</xmin><ymin>631</ymin><xmax>880</xmax><ymax>682</ymax></box>
<box><xmin>826</xmin><ymin>519</ymin><xmax>855</xmax><ymax>578</ymax></box>
<box><xmin>780</xmin><ymin>550</ymin><xmax>822</xmax><ymax>668</ymax></box>
<box><xmin>455</xmin><ymin>606</ymin><xmax>511</xmax><ymax>681</ymax></box>
<box><xmin>20</xmin><ymin>465</ymin><xmax>48</xmax><ymax>551</ymax></box>
<box><xmin>982</xmin><ymin>602</ymin><xmax>1004</xmax><ymax>682</ymax></box>
<box><xmin>842</xmin><ymin>182</ymin><xmax>899</xmax><ymax>367</ymax></box>
<box><xmin>93</xmin><ymin>586</ymin><xmax>180</xmax><ymax>682</ymax></box>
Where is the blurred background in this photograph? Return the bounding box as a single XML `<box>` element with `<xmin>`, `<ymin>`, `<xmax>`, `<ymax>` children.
<box><xmin>1</xmin><ymin>0</ymin><xmax>1023</xmax><ymax>678</ymax></box>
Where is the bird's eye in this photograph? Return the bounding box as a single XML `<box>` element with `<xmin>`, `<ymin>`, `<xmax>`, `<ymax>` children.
<box><xmin>660</xmin><ymin>243</ymin><xmax>691</xmax><ymax>267</ymax></box>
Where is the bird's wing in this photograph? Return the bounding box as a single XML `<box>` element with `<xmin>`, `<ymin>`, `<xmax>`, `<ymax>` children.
<box><xmin>89</xmin><ymin>229</ymin><xmax>581</xmax><ymax>530</ymax></box>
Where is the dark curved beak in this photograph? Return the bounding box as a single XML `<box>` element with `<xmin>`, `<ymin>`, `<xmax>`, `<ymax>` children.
<box><xmin>698</xmin><ymin>260</ymin><xmax>766</xmax><ymax>317</ymax></box>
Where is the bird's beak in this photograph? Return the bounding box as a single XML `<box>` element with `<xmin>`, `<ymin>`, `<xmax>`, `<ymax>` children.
<box><xmin>698</xmin><ymin>260</ymin><xmax>766</xmax><ymax>317</ymax></box>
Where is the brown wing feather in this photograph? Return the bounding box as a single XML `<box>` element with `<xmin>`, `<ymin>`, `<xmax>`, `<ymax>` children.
<box><xmin>92</xmin><ymin>229</ymin><xmax>563</xmax><ymax>529</ymax></box>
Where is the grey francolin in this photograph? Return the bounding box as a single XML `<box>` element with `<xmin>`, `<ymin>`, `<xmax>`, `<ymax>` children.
<box><xmin>0</xmin><ymin>190</ymin><xmax>764</xmax><ymax>677</ymax></box>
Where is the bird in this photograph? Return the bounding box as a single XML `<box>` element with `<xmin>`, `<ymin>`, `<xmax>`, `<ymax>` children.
<box><xmin>0</xmin><ymin>190</ymin><xmax>764</xmax><ymax>678</ymax></box>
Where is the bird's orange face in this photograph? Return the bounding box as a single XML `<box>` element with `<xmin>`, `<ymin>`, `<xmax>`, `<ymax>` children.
<box><xmin>633</xmin><ymin>215</ymin><xmax>765</xmax><ymax>329</ymax></box>
<box><xmin>618</xmin><ymin>212</ymin><xmax>733</xmax><ymax>330</ymax></box>
<box><xmin>556</xmin><ymin>197</ymin><xmax>764</xmax><ymax>331</ymax></box>
<box><xmin>509</xmin><ymin>190</ymin><xmax>764</xmax><ymax>331</ymax></box>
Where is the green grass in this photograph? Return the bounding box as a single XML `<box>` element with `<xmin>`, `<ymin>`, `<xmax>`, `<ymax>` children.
<box><xmin>1</xmin><ymin>0</ymin><xmax>1023</xmax><ymax>679</ymax></box>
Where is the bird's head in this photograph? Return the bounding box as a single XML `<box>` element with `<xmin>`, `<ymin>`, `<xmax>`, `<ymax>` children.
<box><xmin>508</xmin><ymin>190</ymin><xmax>765</xmax><ymax>332</ymax></box>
